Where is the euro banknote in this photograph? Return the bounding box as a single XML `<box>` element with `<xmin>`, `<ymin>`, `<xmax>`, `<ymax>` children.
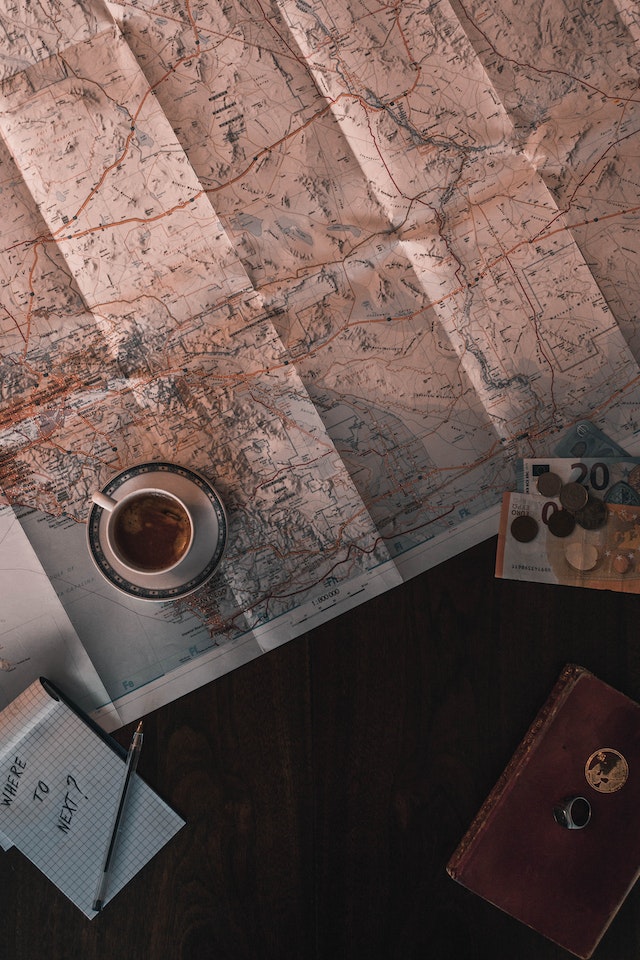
<box><xmin>553</xmin><ymin>421</ymin><xmax>629</xmax><ymax>459</ymax></box>
<box><xmin>495</xmin><ymin>492</ymin><xmax>640</xmax><ymax>594</ymax></box>
<box><xmin>517</xmin><ymin>457</ymin><xmax>640</xmax><ymax>505</ymax></box>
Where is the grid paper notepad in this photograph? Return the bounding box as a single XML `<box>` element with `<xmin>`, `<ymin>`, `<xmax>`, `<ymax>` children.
<box><xmin>0</xmin><ymin>678</ymin><xmax>184</xmax><ymax>917</ymax></box>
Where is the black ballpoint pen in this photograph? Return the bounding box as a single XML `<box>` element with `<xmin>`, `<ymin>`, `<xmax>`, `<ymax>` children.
<box><xmin>92</xmin><ymin>719</ymin><xmax>144</xmax><ymax>912</ymax></box>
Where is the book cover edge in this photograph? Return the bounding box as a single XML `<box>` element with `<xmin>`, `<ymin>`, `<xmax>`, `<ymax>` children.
<box><xmin>445</xmin><ymin>662</ymin><xmax>591</xmax><ymax>878</ymax></box>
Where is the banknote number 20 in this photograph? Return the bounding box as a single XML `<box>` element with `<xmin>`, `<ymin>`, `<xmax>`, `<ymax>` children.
<box><xmin>570</xmin><ymin>461</ymin><xmax>610</xmax><ymax>491</ymax></box>
<box><xmin>542</xmin><ymin>501</ymin><xmax>559</xmax><ymax>525</ymax></box>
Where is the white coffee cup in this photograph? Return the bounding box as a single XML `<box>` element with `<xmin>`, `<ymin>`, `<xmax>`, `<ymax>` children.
<box><xmin>92</xmin><ymin>487</ymin><xmax>194</xmax><ymax>575</ymax></box>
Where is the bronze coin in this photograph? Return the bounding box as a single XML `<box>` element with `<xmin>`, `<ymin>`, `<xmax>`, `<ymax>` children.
<box><xmin>585</xmin><ymin>748</ymin><xmax>629</xmax><ymax>793</ymax></box>
<box><xmin>536</xmin><ymin>471</ymin><xmax>562</xmax><ymax>498</ymax></box>
<box><xmin>559</xmin><ymin>481</ymin><xmax>588</xmax><ymax>513</ymax></box>
<box><xmin>574</xmin><ymin>496</ymin><xmax>608</xmax><ymax>530</ymax></box>
<box><xmin>510</xmin><ymin>514</ymin><xmax>539</xmax><ymax>543</ymax></box>
<box><xmin>546</xmin><ymin>508</ymin><xmax>576</xmax><ymax>538</ymax></box>
<box><xmin>614</xmin><ymin>553</ymin><xmax>632</xmax><ymax>574</ymax></box>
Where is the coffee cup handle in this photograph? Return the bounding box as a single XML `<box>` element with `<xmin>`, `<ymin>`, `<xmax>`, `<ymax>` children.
<box><xmin>91</xmin><ymin>491</ymin><xmax>118</xmax><ymax>512</ymax></box>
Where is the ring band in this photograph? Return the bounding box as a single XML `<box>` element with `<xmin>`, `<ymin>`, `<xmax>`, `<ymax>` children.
<box><xmin>553</xmin><ymin>795</ymin><xmax>591</xmax><ymax>830</ymax></box>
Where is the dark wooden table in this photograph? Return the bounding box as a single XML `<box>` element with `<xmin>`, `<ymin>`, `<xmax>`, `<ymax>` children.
<box><xmin>3</xmin><ymin>535</ymin><xmax>640</xmax><ymax>960</ymax></box>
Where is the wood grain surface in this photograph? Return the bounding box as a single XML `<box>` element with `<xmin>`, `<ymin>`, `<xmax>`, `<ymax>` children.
<box><xmin>3</xmin><ymin>536</ymin><xmax>640</xmax><ymax>960</ymax></box>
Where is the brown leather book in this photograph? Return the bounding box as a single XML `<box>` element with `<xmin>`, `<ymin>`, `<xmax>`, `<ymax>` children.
<box><xmin>447</xmin><ymin>664</ymin><xmax>640</xmax><ymax>958</ymax></box>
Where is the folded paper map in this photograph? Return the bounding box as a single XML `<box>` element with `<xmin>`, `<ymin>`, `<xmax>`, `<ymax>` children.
<box><xmin>2</xmin><ymin>0</ymin><xmax>640</xmax><ymax>723</ymax></box>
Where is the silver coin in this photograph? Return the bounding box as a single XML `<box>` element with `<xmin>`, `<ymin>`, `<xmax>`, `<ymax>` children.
<box><xmin>559</xmin><ymin>481</ymin><xmax>588</xmax><ymax>513</ymax></box>
<box><xmin>574</xmin><ymin>496</ymin><xmax>608</xmax><ymax>531</ymax></box>
<box><xmin>536</xmin><ymin>471</ymin><xmax>562</xmax><ymax>498</ymax></box>
<box><xmin>565</xmin><ymin>541</ymin><xmax>599</xmax><ymax>571</ymax></box>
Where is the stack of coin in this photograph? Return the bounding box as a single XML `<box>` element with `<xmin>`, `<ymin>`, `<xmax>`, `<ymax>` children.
<box><xmin>535</xmin><ymin>472</ymin><xmax>608</xmax><ymax>536</ymax></box>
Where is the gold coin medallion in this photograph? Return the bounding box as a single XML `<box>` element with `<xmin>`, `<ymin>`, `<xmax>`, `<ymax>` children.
<box><xmin>585</xmin><ymin>748</ymin><xmax>629</xmax><ymax>793</ymax></box>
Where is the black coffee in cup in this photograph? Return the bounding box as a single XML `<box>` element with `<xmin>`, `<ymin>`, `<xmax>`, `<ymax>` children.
<box><xmin>112</xmin><ymin>492</ymin><xmax>192</xmax><ymax>572</ymax></box>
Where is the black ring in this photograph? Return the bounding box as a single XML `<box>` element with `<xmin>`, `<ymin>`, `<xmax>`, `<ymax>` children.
<box><xmin>553</xmin><ymin>795</ymin><xmax>591</xmax><ymax>830</ymax></box>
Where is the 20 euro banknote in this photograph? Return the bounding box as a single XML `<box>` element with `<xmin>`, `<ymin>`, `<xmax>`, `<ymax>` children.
<box><xmin>517</xmin><ymin>457</ymin><xmax>640</xmax><ymax>505</ymax></box>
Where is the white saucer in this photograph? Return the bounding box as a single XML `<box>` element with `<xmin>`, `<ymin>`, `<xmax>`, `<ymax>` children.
<box><xmin>87</xmin><ymin>462</ymin><xmax>227</xmax><ymax>601</ymax></box>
